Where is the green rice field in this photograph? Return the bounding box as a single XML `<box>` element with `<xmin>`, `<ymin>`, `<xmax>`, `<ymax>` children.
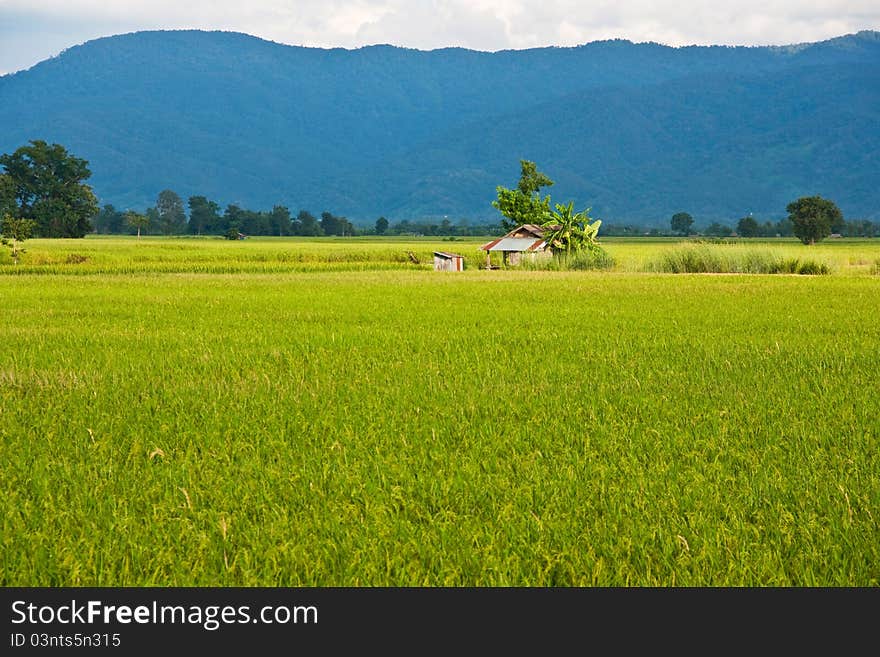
<box><xmin>1</xmin><ymin>236</ymin><xmax>878</xmax><ymax>586</ymax></box>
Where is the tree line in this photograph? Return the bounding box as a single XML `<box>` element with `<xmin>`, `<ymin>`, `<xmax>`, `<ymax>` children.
<box><xmin>4</xmin><ymin>141</ymin><xmax>878</xmax><ymax>242</ymax></box>
<box><xmin>93</xmin><ymin>193</ymin><xmax>500</xmax><ymax>238</ymax></box>
<box><xmin>1</xmin><ymin>140</ymin><xmax>499</xmax><ymax>239</ymax></box>
<box><xmin>600</xmin><ymin>213</ymin><xmax>878</xmax><ymax>239</ymax></box>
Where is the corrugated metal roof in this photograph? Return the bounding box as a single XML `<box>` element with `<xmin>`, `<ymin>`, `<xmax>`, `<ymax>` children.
<box><xmin>433</xmin><ymin>251</ymin><xmax>464</xmax><ymax>258</ymax></box>
<box><xmin>511</xmin><ymin>224</ymin><xmax>546</xmax><ymax>238</ymax></box>
<box><xmin>483</xmin><ymin>237</ymin><xmax>547</xmax><ymax>252</ymax></box>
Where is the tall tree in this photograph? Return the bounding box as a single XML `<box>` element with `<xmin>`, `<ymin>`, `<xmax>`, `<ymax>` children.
<box><xmin>375</xmin><ymin>216</ymin><xmax>389</xmax><ymax>235</ymax></box>
<box><xmin>269</xmin><ymin>205</ymin><xmax>292</xmax><ymax>236</ymax></box>
<box><xmin>0</xmin><ymin>140</ymin><xmax>98</xmax><ymax>238</ymax></box>
<box><xmin>187</xmin><ymin>195</ymin><xmax>221</xmax><ymax>235</ymax></box>
<box><xmin>156</xmin><ymin>189</ymin><xmax>187</xmax><ymax>235</ymax></box>
<box><xmin>787</xmin><ymin>195</ymin><xmax>843</xmax><ymax>245</ymax></box>
<box><xmin>93</xmin><ymin>204</ymin><xmax>126</xmax><ymax>234</ymax></box>
<box><xmin>319</xmin><ymin>211</ymin><xmax>354</xmax><ymax>236</ymax></box>
<box><xmin>222</xmin><ymin>205</ymin><xmax>244</xmax><ymax>235</ymax></box>
<box><xmin>293</xmin><ymin>210</ymin><xmax>322</xmax><ymax>236</ymax></box>
<box><xmin>125</xmin><ymin>210</ymin><xmax>149</xmax><ymax>239</ymax></box>
<box><xmin>517</xmin><ymin>160</ymin><xmax>554</xmax><ymax>197</ymax></box>
<box><xmin>736</xmin><ymin>215</ymin><xmax>759</xmax><ymax>237</ymax></box>
<box><xmin>493</xmin><ymin>159</ymin><xmax>554</xmax><ymax>232</ymax></box>
<box><xmin>0</xmin><ymin>174</ymin><xmax>16</xmax><ymax>219</ymax></box>
<box><xmin>670</xmin><ymin>212</ymin><xmax>694</xmax><ymax>236</ymax></box>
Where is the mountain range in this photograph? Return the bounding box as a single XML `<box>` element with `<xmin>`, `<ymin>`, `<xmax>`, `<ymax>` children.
<box><xmin>1</xmin><ymin>29</ymin><xmax>878</xmax><ymax>225</ymax></box>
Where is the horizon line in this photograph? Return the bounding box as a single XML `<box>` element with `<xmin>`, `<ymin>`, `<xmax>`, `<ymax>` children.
<box><xmin>2</xmin><ymin>26</ymin><xmax>878</xmax><ymax>77</ymax></box>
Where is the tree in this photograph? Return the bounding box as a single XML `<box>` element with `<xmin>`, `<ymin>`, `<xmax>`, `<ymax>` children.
<box><xmin>787</xmin><ymin>195</ymin><xmax>843</xmax><ymax>245</ymax></box>
<box><xmin>517</xmin><ymin>160</ymin><xmax>554</xmax><ymax>197</ymax></box>
<box><xmin>0</xmin><ymin>140</ymin><xmax>98</xmax><ymax>238</ymax></box>
<box><xmin>670</xmin><ymin>212</ymin><xmax>694</xmax><ymax>236</ymax></box>
<box><xmin>188</xmin><ymin>195</ymin><xmax>222</xmax><ymax>235</ymax></box>
<box><xmin>222</xmin><ymin>205</ymin><xmax>244</xmax><ymax>235</ymax></box>
<box><xmin>0</xmin><ymin>174</ymin><xmax>16</xmax><ymax>218</ymax></box>
<box><xmin>156</xmin><ymin>189</ymin><xmax>187</xmax><ymax>235</ymax></box>
<box><xmin>736</xmin><ymin>215</ymin><xmax>759</xmax><ymax>237</ymax></box>
<box><xmin>493</xmin><ymin>160</ymin><xmax>554</xmax><ymax>232</ymax></box>
<box><xmin>705</xmin><ymin>222</ymin><xmax>733</xmax><ymax>237</ymax></box>
<box><xmin>269</xmin><ymin>205</ymin><xmax>292</xmax><ymax>236</ymax></box>
<box><xmin>320</xmin><ymin>211</ymin><xmax>354</xmax><ymax>236</ymax></box>
<box><xmin>125</xmin><ymin>210</ymin><xmax>149</xmax><ymax>239</ymax></box>
<box><xmin>293</xmin><ymin>210</ymin><xmax>322</xmax><ymax>236</ymax></box>
<box><xmin>375</xmin><ymin>216</ymin><xmax>389</xmax><ymax>235</ymax></box>
<box><xmin>540</xmin><ymin>201</ymin><xmax>602</xmax><ymax>256</ymax></box>
<box><xmin>93</xmin><ymin>204</ymin><xmax>126</xmax><ymax>234</ymax></box>
<box><xmin>1</xmin><ymin>214</ymin><xmax>37</xmax><ymax>264</ymax></box>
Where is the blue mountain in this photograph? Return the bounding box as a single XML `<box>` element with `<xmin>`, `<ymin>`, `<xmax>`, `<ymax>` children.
<box><xmin>1</xmin><ymin>29</ymin><xmax>878</xmax><ymax>224</ymax></box>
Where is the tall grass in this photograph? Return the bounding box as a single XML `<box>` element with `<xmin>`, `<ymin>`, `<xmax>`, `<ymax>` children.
<box><xmin>520</xmin><ymin>247</ymin><xmax>615</xmax><ymax>271</ymax></box>
<box><xmin>645</xmin><ymin>242</ymin><xmax>832</xmax><ymax>274</ymax></box>
<box><xmin>4</xmin><ymin>236</ymin><xmax>880</xmax><ymax>276</ymax></box>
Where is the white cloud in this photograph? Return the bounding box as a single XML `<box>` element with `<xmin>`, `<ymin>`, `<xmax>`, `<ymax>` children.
<box><xmin>1</xmin><ymin>0</ymin><xmax>879</xmax><ymax>74</ymax></box>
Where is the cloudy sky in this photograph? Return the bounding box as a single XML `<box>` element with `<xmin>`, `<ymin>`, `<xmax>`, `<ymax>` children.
<box><xmin>1</xmin><ymin>0</ymin><xmax>878</xmax><ymax>75</ymax></box>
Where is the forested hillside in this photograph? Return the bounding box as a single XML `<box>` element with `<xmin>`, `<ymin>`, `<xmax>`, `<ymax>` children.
<box><xmin>1</xmin><ymin>29</ymin><xmax>878</xmax><ymax>224</ymax></box>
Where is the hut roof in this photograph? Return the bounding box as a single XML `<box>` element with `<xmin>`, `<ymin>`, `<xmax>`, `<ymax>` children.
<box><xmin>514</xmin><ymin>224</ymin><xmax>546</xmax><ymax>238</ymax></box>
<box><xmin>480</xmin><ymin>237</ymin><xmax>547</xmax><ymax>252</ymax></box>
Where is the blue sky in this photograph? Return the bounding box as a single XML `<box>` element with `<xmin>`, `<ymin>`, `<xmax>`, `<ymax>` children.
<box><xmin>1</xmin><ymin>0</ymin><xmax>879</xmax><ymax>75</ymax></box>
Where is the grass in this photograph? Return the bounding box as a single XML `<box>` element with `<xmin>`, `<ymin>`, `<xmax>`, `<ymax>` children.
<box><xmin>1</xmin><ymin>239</ymin><xmax>878</xmax><ymax>586</ymax></box>
<box><xmin>603</xmin><ymin>237</ymin><xmax>880</xmax><ymax>276</ymax></box>
<box><xmin>643</xmin><ymin>242</ymin><xmax>832</xmax><ymax>274</ymax></box>
<box><xmin>3</xmin><ymin>235</ymin><xmax>879</xmax><ymax>276</ymax></box>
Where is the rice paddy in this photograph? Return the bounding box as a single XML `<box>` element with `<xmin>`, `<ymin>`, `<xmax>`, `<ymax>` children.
<box><xmin>1</xmin><ymin>236</ymin><xmax>878</xmax><ymax>586</ymax></box>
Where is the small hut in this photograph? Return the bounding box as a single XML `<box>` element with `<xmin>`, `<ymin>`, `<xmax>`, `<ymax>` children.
<box><xmin>433</xmin><ymin>251</ymin><xmax>465</xmax><ymax>272</ymax></box>
<box><xmin>480</xmin><ymin>224</ymin><xmax>552</xmax><ymax>267</ymax></box>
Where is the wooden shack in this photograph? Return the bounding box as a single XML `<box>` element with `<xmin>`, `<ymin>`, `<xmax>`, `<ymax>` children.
<box><xmin>433</xmin><ymin>251</ymin><xmax>465</xmax><ymax>271</ymax></box>
<box><xmin>480</xmin><ymin>224</ymin><xmax>553</xmax><ymax>267</ymax></box>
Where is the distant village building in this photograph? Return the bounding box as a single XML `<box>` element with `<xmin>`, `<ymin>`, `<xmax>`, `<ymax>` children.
<box><xmin>480</xmin><ymin>224</ymin><xmax>553</xmax><ymax>268</ymax></box>
<box><xmin>433</xmin><ymin>251</ymin><xmax>465</xmax><ymax>271</ymax></box>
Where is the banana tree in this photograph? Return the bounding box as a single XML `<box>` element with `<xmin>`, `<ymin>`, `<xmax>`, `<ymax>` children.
<box><xmin>540</xmin><ymin>201</ymin><xmax>602</xmax><ymax>256</ymax></box>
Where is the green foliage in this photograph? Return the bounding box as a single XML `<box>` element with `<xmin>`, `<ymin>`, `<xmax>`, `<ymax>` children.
<box><xmin>0</xmin><ymin>140</ymin><xmax>98</xmax><ymax>238</ymax></box>
<box><xmin>540</xmin><ymin>201</ymin><xmax>603</xmax><ymax>255</ymax></box>
<box><xmin>156</xmin><ymin>189</ymin><xmax>187</xmax><ymax>235</ymax></box>
<box><xmin>0</xmin><ymin>173</ymin><xmax>16</xmax><ymax>218</ymax></box>
<box><xmin>125</xmin><ymin>210</ymin><xmax>150</xmax><ymax>239</ymax></box>
<box><xmin>294</xmin><ymin>210</ymin><xmax>323</xmax><ymax>237</ymax></box>
<box><xmin>521</xmin><ymin>248</ymin><xmax>615</xmax><ymax>271</ymax></box>
<box><xmin>704</xmin><ymin>222</ymin><xmax>734</xmax><ymax>237</ymax></box>
<box><xmin>787</xmin><ymin>195</ymin><xmax>844</xmax><ymax>245</ymax></box>
<box><xmin>670</xmin><ymin>212</ymin><xmax>694</xmax><ymax>235</ymax></box>
<box><xmin>736</xmin><ymin>216</ymin><xmax>760</xmax><ymax>237</ymax></box>
<box><xmin>269</xmin><ymin>206</ymin><xmax>292</xmax><ymax>237</ymax></box>
<box><xmin>493</xmin><ymin>160</ymin><xmax>554</xmax><ymax>232</ymax></box>
<box><xmin>93</xmin><ymin>204</ymin><xmax>127</xmax><ymax>234</ymax></box>
<box><xmin>647</xmin><ymin>243</ymin><xmax>831</xmax><ymax>274</ymax></box>
<box><xmin>375</xmin><ymin>216</ymin><xmax>389</xmax><ymax>235</ymax></box>
<box><xmin>0</xmin><ymin>214</ymin><xmax>37</xmax><ymax>263</ymax></box>
<box><xmin>516</xmin><ymin>160</ymin><xmax>554</xmax><ymax>196</ymax></box>
<box><xmin>320</xmin><ymin>211</ymin><xmax>355</xmax><ymax>237</ymax></box>
<box><xmin>187</xmin><ymin>196</ymin><xmax>222</xmax><ymax>235</ymax></box>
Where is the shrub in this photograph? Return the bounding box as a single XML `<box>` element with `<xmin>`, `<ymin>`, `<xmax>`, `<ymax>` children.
<box><xmin>521</xmin><ymin>246</ymin><xmax>615</xmax><ymax>271</ymax></box>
